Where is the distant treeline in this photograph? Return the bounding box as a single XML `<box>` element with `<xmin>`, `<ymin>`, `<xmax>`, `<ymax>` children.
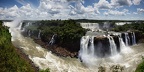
<box><xmin>112</xmin><ymin>22</ymin><xmax>144</xmax><ymax>33</ymax></box>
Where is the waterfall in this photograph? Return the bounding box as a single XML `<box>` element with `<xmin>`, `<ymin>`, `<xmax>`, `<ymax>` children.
<box><xmin>79</xmin><ymin>36</ymin><xmax>98</xmax><ymax>66</ymax></box>
<box><xmin>108</xmin><ymin>36</ymin><xmax>118</xmax><ymax>55</ymax></box>
<box><xmin>131</xmin><ymin>32</ymin><xmax>134</xmax><ymax>45</ymax></box>
<box><xmin>127</xmin><ymin>34</ymin><xmax>130</xmax><ymax>45</ymax></box>
<box><xmin>79</xmin><ymin>36</ymin><xmax>95</xmax><ymax>56</ymax></box>
<box><xmin>18</xmin><ymin>22</ymin><xmax>23</xmax><ymax>30</ymax></box>
<box><xmin>124</xmin><ymin>33</ymin><xmax>129</xmax><ymax>46</ymax></box>
<box><xmin>79</xmin><ymin>36</ymin><xmax>90</xmax><ymax>57</ymax></box>
<box><xmin>133</xmin><ymin>32</ymin><xmax>136</xmax><ymax>45</ymax></box>
<box><xmin>79</xmin><ymin>35</ymin><xmax>119</xmax><ymax>60</ymax></box>
<box><xmin>3</xmin><ymin>19</ymin><xmax>22</xmax><ymax>41</ymax></box>
<box><xmin>49</xmin><ymin>34</ymin><xmax>56</xmax><ymax>45</ymax></box>
<box><xmin>80</xmin><ymin>23</ymin><xmax>100</xmax><ymax>31</ymax></box>
<box><xmin>25</xmin><ymin>22</ymin><xmax>32</xmax><ymax>27</ymax></box>
<box><xmin>38</xmin><ymin>30</ymin><xmax>41</xmax><ymax>39</ymax></box>
<box><xmin>90</xmin><ymin>36</ymin><xmax>95</xmax><ymax>56</ymax></box>
<box><xmin>119</xmin><ymin>36</ymin><xmax>126</xmax><ymax>50</ymax></box>
<box><xmin>119</xmin><ymin>34</ymin><xmax>134</xmax><ymax>54</ymax></box>
<box><xmin>28</xmin><ymin>30</ymin><xmax>31</xmax><ymax>37</ymax></box>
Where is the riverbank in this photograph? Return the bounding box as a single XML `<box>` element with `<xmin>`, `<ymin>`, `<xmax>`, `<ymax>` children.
<box><xmin>0</xmin><ymin>21</ymin><xmax>37</xmax><ymax>72</ymax></box>
<box><xmin>34</xmin><ymin>39</ymin><xmax>78</xmax><ymax>58</ymax></box>
<box><xmin>14</xmin><ymin>46</ymin><xmax>39</xmax><ymax>72</ymax></box>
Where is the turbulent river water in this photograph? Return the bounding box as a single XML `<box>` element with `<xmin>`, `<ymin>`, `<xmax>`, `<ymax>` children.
<box><xmin>4</xmin><ymin>20</ymin><xmax>144</xmax><ymax>72</ymax></box>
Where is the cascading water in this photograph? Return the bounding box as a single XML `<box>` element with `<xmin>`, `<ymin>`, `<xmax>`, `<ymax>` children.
<box><xmin>124</xmin><ymin>33</ymin><xmax>129</xmax><ymax>46</ymax></box>
<box><xmin>49</xmin><ymin>34</ymin><xmax>56</xmax><ymax>45</ymax></box>
<box><xmin>80</xmin><ymin>23</ymin><xmax>101</xmax><ymax>31</ymax></box>
<box><xmin>28</xmin><ymin>30</ymin><xmax>31</xmax><ymax>37</ymax></box>
<box><xmin>79</xmin><ymin>36</ymin><xmax>90</xmax><ymax>57</ymax></box>
<box><xmin>3</xmin><ymin>20</ymin><xmax>144</xmax><ymax>72</ymax></box>
<box><xmin>79</xmin><ymin>33</ymin><xmax>137</xmax><ymax>67</ymax></box>
<box><xmin>119</xmin><ymin>35</ymin><xmax>134</xmax><ymax>54</ymax></box>
<box><xmin>38</xmin><ymin>30</ymin><xmax>41</xmax><ymax>39</ymax></box>
<box><xmin>123</xmin><ymin>32</ymin><xmax>136</xmax><ymax>46</ymax></box>
<box><xmin>108</xmin><ymin>36</ymin><xmax>118</xmax><ymax>55</ymax></box>
<box><xmin>90</xmin><ymin>36</ymin><xmax>95</xmax><ymax>56</ymax></box>
<box><xmin>132</xmin><ymin>32</ymin><xmax>136</xmax><ymax>45</ymax></box>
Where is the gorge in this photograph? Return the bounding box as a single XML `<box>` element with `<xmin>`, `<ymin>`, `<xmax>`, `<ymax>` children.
<box><xmin>2</xmin><ymin>19</ymin><xmax>144</xmax><ymax>72</ymax></box>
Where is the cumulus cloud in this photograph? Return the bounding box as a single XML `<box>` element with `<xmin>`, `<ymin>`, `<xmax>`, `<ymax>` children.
<box><xmin>0</xmin><ymin>5</ymin><xmax>20</xmax><ymax>19</ymax></box>
<box><xmin>0</xmin><ymin>0</ymin><xmax>101</xmax><ymax>20</ymax></box>
<box><xmin>0</xmin><ymin>0</ymin><xmax>143</xmax><ymax>20</ymax></box>
<box><xmin>104</xmin><ymin>9</ymin><xmax>129</xmax><ymax>16</ymax></box>
<box><xmin>137</xmin><ymin>8</ymin><xmax>144</xmax><ymax>13</ymax></box>
<box><xmin>133</xmin><ymin>0</ymin><xmax>141</xmax><ymax>5</ymax></box>
<box><xmin>94</xmin><ymin>0</ymin><xmax>112</xmax><ymax>10</ymax></box>
<box><xmin>133</xmin><ymin>12</ymin><xmax>138</xmax><ymax>14</ymax></box>
<box><xmin>71</xmin><ymin>1</ymin><xmax>98</xmax><ymax>15</ymax></box>
<box><xmin>111</xmin><ymin>0</ymin><xmax>132</xmax><ymax>7</ymax></box>
<box><xmin>69</xmin><ymin>1</ymin><xmax>99</xmax><ymax>19</ymax></box>
<box><xmin>38</xmin><ymin>0</ymin><xmax>69</xmax><ymax>15</ymax></box>
<box><xmin>0</xmin><ymin>0</ymin><xmax>70</xmax><ymax>19</ymax></box>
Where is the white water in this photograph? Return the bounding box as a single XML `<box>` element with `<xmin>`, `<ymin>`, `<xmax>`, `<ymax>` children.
<box><xmin>119</xmin><ymin>36</ymin><xmax>134</xmax><ymax>54</ymax></box>
<box><xmin>90</xmin><ymin>36</ymin><xmax>95</xmax><ymax>56</ymax></box>
<box><xmin>108</xmin><ymin>36</ymin><xmax>118</xmax><ymax>56</ymax></box>
<box><xmin>80</xmin><ymin>23</ymin><xmax>101</xmax><ymax>31</ymax></box>
<box><xmin>38</xmin><ymin>30</ymin><xmax>41</xmax><ymax>39</ymax></box>
<box><xmin>28</xmin><ymin>30</ymin><xmax>31</xmax><ymax>37</ymax></box>
<box><xmin>49</xmin><ymin>34</ymin><xmax>56</xmax><ymax>45</ymax></box>
<box><xmin>124</xmin><ymin>33</ymin><xmax>129</xmax><ymax>46</ymax></box>
<box><xmin>3</xmin><ymin>20</ymin><xmax>144</xmax><ymax>72</ymax></box>
<box><xmin>133</xmin><ymin>32</ymin><xmax>136</xmax><ymax>45</ymax></box>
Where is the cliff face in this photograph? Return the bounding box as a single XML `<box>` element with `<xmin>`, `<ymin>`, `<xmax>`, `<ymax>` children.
<box><xmin>94</xmin><ymin>36</ymin><xmax>111</xmax><ymax>57</ymax></box>
<box><xmin>21</xmin><ymin>21</ymin><xmax>144</xmax><ymax>58</ymax></box>
<box><xmin>135</xmin><ymin>31</ymin><xmax>144</xmax><ymax>43</ymax></box>
<box><xmin>31</xmin><ymin>31</ymin><xmax>143</xmax><ymax>58</ymax></box>
<box><xmin>34</xmin><ymin>37</ymin><xmax>80</xmax><ymax>58</ymax></box>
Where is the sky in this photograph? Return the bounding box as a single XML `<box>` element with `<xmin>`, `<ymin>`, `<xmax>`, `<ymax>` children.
<box><xmin>0</xmin><ymin>0</ymin><xmax>144</xmax><ymax>20</ymax></box>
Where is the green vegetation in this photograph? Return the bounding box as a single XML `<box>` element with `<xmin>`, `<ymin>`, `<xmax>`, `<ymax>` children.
<box><xmin>112</xmin><ymin>22</ymin><xmax>144</xmax><ymax>32</ymax></box>
<box><xmin>135</xmin><ymin>57</ymin><xmax>144</xmax><ymax>72</ymax></box>
<box><xmin>0</xmin><ymin>21</ymin><xmax>35</xmax><ymax>72</ymax></box>
<box><xmin>40</xmin><ymin>68</ymin><xmax>50</xmax><ymax>72</ymax></box>
<box><xmin>37</xmin><ymin>19</ymin><xmax>87</xmax><ymax>44</ymax></box>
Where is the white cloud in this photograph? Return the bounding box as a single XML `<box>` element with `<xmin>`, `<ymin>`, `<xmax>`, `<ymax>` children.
<box><xmin>111</xmin><ymin>0</ymin><xmax>132</xmax><ymax>7</ymax></box>
<box><xmin>0</xmin><ymin>5</ymin><xmax>20</xmax><ymax>19</ymax></box>
<box><xmin>133</xmin><ymin>12</ymin><xmax>138</xmax><ymax>14</ymax></box>
<box><xmin>104</xmin><ymin>9</ymin><xmax>129</xmax><ymax>16</ymax></box>
<box><xmin>68</xmin><ymin>1</ymin><xmax>99</xmax><ymax>18</ymax></box>
<box><xmin>0</xmin><ymin>0</ymin><xmax>143</xmax><ymax>20</ymax></box>
<box><xmin>133</xmin><ymin>0</ymin><xmax>141</xmax><ymax>5</ymax></box>
<box><xmin>94</xmin><ymin>0</ymin><xmax>112</xmax><ymax>10</ymax></box>
<box><xmin>0</xmin><ymin>0</ymin><xmax>102</xmax><ymax>20</ymax></box>
<box><xmin>104</xmin><ymin>12</ymin><xmax>109</xmax><ymax>16</ymax></box>
<box><xmin>137</xmin><ymin>8</ymin><xmax>144</xmax><ymax>13</ymax></box>
<box><xmin>38</xmin><ymin>0</ymin><xmax>69</xmax><ymax>15</ymax></box>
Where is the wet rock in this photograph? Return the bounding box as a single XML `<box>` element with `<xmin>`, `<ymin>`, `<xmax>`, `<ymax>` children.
<box><xmin>135</xmin><ymin>31</ymin><xmax>144</xmax><ymax>43</ymax></box>
<box><xmin>110</xmin><ymin>64</ymin><xmax>124</xmax><ymax>72</ymax></box>
<box><xmin>94</xmin><ymin>36</ymin><xmax>111</xmax><ymax>57</ymax></box>
<box><xmin>98</xmin><ymin>66</ymin><xmax>106</xmax><ymax>72</ymax></box>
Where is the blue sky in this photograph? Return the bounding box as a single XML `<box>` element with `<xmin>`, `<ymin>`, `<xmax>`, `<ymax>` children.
<box><xmin>0</xmin><ymin>0</ymin><xmax>144</xmax><ymax>20</ymax></box>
